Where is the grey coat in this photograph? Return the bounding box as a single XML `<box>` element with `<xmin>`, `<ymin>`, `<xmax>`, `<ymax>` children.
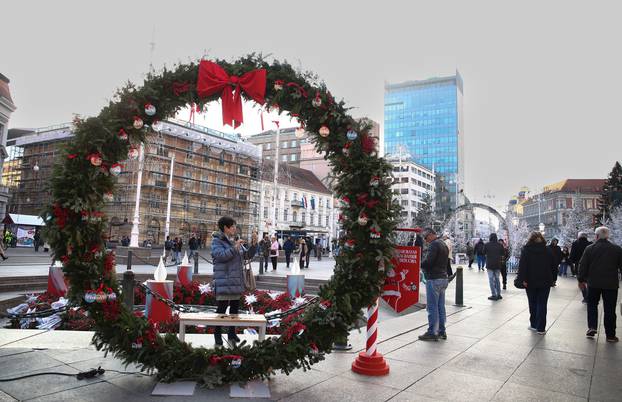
<box><xmin>211</xmin><ymin>232</ymin><xmax>245</xmax><ymax>296</ymax></box>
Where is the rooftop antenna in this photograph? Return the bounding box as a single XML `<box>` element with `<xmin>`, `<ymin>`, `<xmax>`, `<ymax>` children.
<box><xmin>149</xmin><ymin>26</ymin><xmax>156</xmax><ymax>73</ymax></box>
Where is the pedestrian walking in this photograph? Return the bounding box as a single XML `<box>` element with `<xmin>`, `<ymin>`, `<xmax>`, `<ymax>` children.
<box><xmin>270</xmin><ymin>235</ymin><xmax>279</xmax><ymax>271</ymax></box>
<box><xmin>211</xmin><ymin>216</ymin><xmax>244</xmax><ymax>346</ymax></box>
<box><xmin>283</xmin><ymin>236</ymin><xmax>295</xmax><ymax>268</ymax></box>
<box><xmin>304</xmin><ymin>237</ymin><xmax>313</xmax><ymax>268</ymax></box>
<box><xmin>499</xmin><ymin>238</ymin><xmax>509</xmax><ymax>289</ymax></box>
<box><xmin>174</xmin><ymin>237</ymin><xmax>183</xmax><ymax>263</ymax></box>
<box><xmin>517</xmin><ymin>231</ymin><xmax>557</xmax><ymax>335</ymax></box>
<box><xmin>475</xmin><ymin>238</ymin><xmax>486</xmax><ymax>271</ymax></box>
<box><xmin>0</xmin><ymin>242</ymin><xmax>8</xmax><ymax>261</ymax></box>
<box><xmin>258</xmin><ymin>234</ymin><xmax>270</xmax><ymax>274</ymax></box>
<box><xmin>466</xmin><ymin>241</ymin><xmax>474</xmax><ymax>269</ymax></box>
<box><xmin>559</xmin><ymin>246</ymin><xmax>570</xmax><ymax>277</ymax></box>
<box><xmin>484</xmin><ymin>233</ymin><xmax>504</xmax><ymax>300</ymax></box>
<box><xmin>33</xmin><ymin>229</ymin><xmax>41</xmax><ymax>252</ymax></box>
<box><xmin>570</xmin><ymin>232</ymin><xmax>592</xmax><ymax>302</ymax></box>
<box><xmin>298</xmin><ymin>238</ymin><xmax>308</xmax><ymax>269</ymax></box>
<box><xmin>578</xmin><ymin>226</ymin><xmax>622</xmax><ymax>342</ymax></box>
<box><xmin>418</xmin><ymin>228</ymin><xmax>449</xmax><ymax>341</ymax></box>
<box><xmin>189</xmin><ymin>233</ymin><xmax>199</xmax><ymax>258</ymax></box>
<box><xmin>164</xmin><ymin>236</ymin><xmax>173</xmax><ymax>263</ymax></box>
<box><xmin>548</xmin><ymin>238</ymin><xmax>562</xmax><ymax>286</ymax></box>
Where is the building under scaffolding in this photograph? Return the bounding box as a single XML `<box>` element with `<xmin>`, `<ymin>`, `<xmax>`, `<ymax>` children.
<box><xmin>5</xmin><ymin>119</ymin><xmax>262</xmax><ymax>246</ymax></box>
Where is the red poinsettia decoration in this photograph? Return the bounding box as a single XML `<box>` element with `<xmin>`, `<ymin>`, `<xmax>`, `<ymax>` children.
<box><xmin>356</xmin><ymin>193</ymin><xmax>369</xmax><ymax>206</ymax></box>
<box><xmin>53</xmin><ymin>203</ymin><xmax>69</xmax><ymax>229</ymax></box>
<box><xmin>283</xmin><ymin>321</ymin><xmax>307</xmax><ymax>342</ymax></box>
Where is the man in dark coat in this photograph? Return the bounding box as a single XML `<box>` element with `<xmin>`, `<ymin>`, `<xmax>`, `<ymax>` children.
<box><xmin>570</xmin><ymin>232</ymin><xmax>592</xmax><ymax>302</ymax></box>
<box><xmin>578</xmin><ymin>226</ymin><xmax>622</xmax><ymax>342</ymax></box>
<box><xmin>283</xmin><ymin>236</ymin><xmax>295</xmax><ymax>268</ymax></box>
<box><xmin>466</xmin><ymin>241</ymin><xmax>474</xmax><ymax>269</ymax></box>
<box><xmin>189</xmin><ymin>233</ymin><xmax>199</xmax><ymax>258</ymax></box>
<box><xmin>474</xmin><ymin>239</ymin><xmax>486</xmax><ymax>271</ymax></box>
<box><xmin>484</xmin><ymin>233</ymin><xmax>504</xmax><ymax>300</ymax></box>
<box><xmin>304</xmin><ymin>237</ymin><xmax>313</xmax><ymax>268</ymax></box>
<box><xmin>419</xmin><ymin>228</ymin><xmax>450</xmax><ymax>341</ymax></box>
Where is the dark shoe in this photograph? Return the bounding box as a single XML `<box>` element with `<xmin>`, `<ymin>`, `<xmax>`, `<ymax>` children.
<box><xmin>497</xmin><ymin>295</ymin><xmax>503</xmax><ymax>300</ymax></box>
<box><xmin>418</xmin><ymin>333</ymin><xmax>439</xmax><ymax>341</ymax></box>
<box><xmin>438</xmin><ymin>332</ymin><xmax>447</xmax><ymax>340</ymax></box>
<box><xmin>214</xmin><ymin>336</ymin><xmax>224</xmax><ymax>346</ymax></box>
<box><xmin>606</xmin><ymin>336</ymin><xmax>619</xmax><ymax>343</ymax></box>
<box><xmin>586</xmin><ymin>329</ymin><xmax>597</xmax><ymax>338</ymax></box>
<box><xmin>503</xmin><ymin>284</ymin><xmax>507</xmax><ymax>290</ymax></box>
<box><xmin>1</xmin><ymin>256</ymin><xmax>6</xmax><ymax>260</ymax></box>
<box><xmin>488</xmin><ymin>296</ymin><xmax>497</xmax><ymax>300</ymax></box>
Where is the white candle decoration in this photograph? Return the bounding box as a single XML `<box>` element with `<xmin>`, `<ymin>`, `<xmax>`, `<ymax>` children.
<box><xmin>181</xmin><ymin>252</ymin><xmax>189</xmax><ymax>266</ymax></box>
<box><xmin>154</xmin><ymin>256</ymin><xmax>167</xmax><ymax>281</ymax></box>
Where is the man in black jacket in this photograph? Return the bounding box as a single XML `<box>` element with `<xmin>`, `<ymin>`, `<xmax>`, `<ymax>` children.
<box><xmin>419</xmin><ymin>228</ymin><xmax>450</xmax><ymax>341</ymax></box>
<box><xmin>570</xmin><ymin>232</ymin><xmax>592</xmax><ymax>302</ymax></box>
<box><xmin>578</xmin><ymin>226</ymin><xmax>622</xmax><ymax>342</ymax></box>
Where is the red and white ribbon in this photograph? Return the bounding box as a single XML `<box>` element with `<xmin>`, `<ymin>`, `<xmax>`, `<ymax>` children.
<box><xmin>366</xmin><ymin>299</ymin><xmax>379</xmax><ymax>357</ymax></box>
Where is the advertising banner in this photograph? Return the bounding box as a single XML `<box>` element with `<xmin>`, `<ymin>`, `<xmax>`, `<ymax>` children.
<box><xmin>382</xmin><ymin>246</ymin><xmax>421</xmax><ymax>313</ymax></box>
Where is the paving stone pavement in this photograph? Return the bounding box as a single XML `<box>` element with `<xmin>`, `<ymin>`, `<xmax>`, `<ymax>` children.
<box><xmin>0</xmin><ymin>268</ymin><xmax>620</xmax><ymax>401</ymax></box>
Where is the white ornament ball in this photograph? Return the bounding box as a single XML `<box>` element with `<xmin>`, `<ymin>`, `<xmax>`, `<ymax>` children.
<box><xmin>151</xmin><ymin>120</ymin><xmax>163</xmax><ymax>132</ymax></box>
<box><xmin>133</xmin><ymin>118</ymin><xmax>144</xmax><ymax>130</ymax></box>
<box><xmin>110</xmin><ymin>164</ymin><xmax>122</xmax><ymax>176</ymax></box>
<box><xmin>128</xmin><ymin>147</ymin><xmax>139</xmax><ymax>160</ymax></box>
<box><xmin>144</xmin><ymin>103</ymin><xmax>156</xmax><ymax>116</ymax></box>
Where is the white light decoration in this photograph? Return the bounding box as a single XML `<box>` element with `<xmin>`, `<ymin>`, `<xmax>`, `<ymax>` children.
<box><xmin>181</xmin><ymin>252</ymin><xmax>189</xmax><ymax>266</ymax></box>
<box><xmin>154</xmin><ymin>256</ymin><xmax>167</xmax><ymax>281</ymax></box>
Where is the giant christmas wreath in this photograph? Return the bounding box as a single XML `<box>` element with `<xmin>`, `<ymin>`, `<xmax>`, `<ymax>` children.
<box><xmin>42</xmin><ymin>54</ymin><xmax>400</xmax><ymax>386</ymax></box>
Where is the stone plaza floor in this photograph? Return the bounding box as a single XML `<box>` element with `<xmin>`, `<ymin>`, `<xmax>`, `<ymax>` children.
<box><xmin>1</xmin><ymin>267</ymin><xmax>621</xmax><ymax>401</ymax></box>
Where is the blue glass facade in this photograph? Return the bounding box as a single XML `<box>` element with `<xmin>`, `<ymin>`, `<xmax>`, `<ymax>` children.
<box><xmin>384</xmin><ymin>73</ymin><xmax>464</xmax><ymax>216</ymax></box>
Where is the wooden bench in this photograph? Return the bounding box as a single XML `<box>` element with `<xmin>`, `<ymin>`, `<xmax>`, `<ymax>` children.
<box><xmin>178</xmin><ymin>312</ymin><xmax>267</xmax><ymax>342</ymax></box>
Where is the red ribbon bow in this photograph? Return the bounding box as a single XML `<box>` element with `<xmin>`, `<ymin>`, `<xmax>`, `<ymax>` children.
<box><xmin>196</xmin><ymin>60</ymin><xmax>266</xmax><ymax>128</ymax></box>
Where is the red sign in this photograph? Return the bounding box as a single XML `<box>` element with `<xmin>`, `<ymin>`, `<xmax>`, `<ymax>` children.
<box><xmin>382</xmin><ymin>246</ymin><xmax>421</xmax><ymax>313</ymax></box>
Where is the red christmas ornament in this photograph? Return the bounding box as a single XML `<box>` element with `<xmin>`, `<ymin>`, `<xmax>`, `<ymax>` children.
<box><xmin>67</xmin><ymin>153</ymin><xmax>77</xmax><ymax>159</ymax></box>
<box><xmin>370</xmin><ymin>224</ymin><xmax>382</xmax><ymax>239</ymax></box>
<box><xmin>356</xmin><ymin>193</ymin><xmax>369</xmax><ymax>205</ymax></box>
<box><xmin>340</xmin><ymin>196</ymin><xmax>350</xmax><ymax>208</ymax></box>
<box><xmin>118</xmin><ymin>128</ymin><xmax>128</xmax><ymax>141</ymax></box>
<box><xmin>274</xmin><ymin>80</ymin><xmax>284</xmax><ymax>91</ymax></box>
<box><xmin>345</xmin><ymin>239</ymin><xmax>356</xmax><ymax>249</ymax></box>
<box><xmin>87</xmin><ymin>153</ymin><xmax>103</xmax><ymax>167</ymax></box>
<box><xmin>312</xmin><ymin>91</ymin><xmax>322</xmax><ymax>107</ymax></box>
<box><xmin>370</xmin><ymin>176</ymin><xmax>380</xmax><ymax>187</ymax></box>
<box><xmin>342</xmin><ymin>142</ymin><xmax>352</xmax><ymax>156</ymax></box>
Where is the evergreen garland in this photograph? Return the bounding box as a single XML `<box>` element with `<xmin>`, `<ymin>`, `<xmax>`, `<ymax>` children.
<box><xmin>41</xmin><ymin>54</ymin><xmax>400</xmax><ymax>386</ymax></box>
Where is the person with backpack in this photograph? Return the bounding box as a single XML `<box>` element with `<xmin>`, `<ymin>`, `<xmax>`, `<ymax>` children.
<box><xmin>570</xmin><ymin>232</ymin><xmax>592</xmax><ymax>302</ymax></box>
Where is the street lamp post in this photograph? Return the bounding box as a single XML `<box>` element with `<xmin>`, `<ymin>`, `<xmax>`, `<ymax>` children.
<box><xmin>163</xmin><ymin>153</ymin><xmax>175</xmax><ymax>247</ymax></box>
<box><xmin>130</xmin><ymin>144</ymin><xmax>145</xmax><ymax>248</ymax></box>
<box><xmin>271</xmin><ymin>122</ymin><xmax>280</xmax><ymax>236</ymax></box>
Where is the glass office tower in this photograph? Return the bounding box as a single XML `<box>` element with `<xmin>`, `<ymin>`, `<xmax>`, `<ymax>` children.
<box><xmin>384</xmin><ymin>72</ymin><xmax>464</xmax><ymax>218</ymax></box>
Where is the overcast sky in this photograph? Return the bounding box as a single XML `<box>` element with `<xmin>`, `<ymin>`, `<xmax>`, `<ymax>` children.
<box><xmin>3</xmin><ymin>0</ymin><xmax>621</xmax><ymax>212</ymax></box>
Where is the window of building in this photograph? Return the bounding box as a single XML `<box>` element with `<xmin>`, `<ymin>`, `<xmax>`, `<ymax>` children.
<box><xmin>301</xmin><ymin>211</ymin><xmax>306</xmax><ymax>223</ymax></box>
<box><xmin>183</xmin><ymin>197</ymin><xmax>190</xmax><ymax>211</ymax></box>
<box><xmin>401</xmin><ymin>188</ymin><xmax>409</xmax><ymax>194</ymax></box>
<box><xmin>282</xmin><ymin>154</ymin><xmax>287</xmax><ymax>161</ymax></box>
<box><xmin>275</xmin><ymin>208</ymin><xmax>279</xmax><ymax>220</ymax></box>
<box><xmin>291</xmin><ymin>140</ymin><xmax>297</xmax><ymax>148</ymax></box>
<box><xmin>263</xmin><ymin>207</ymin><xmax>268</xmax><ymax>218</ymax></box>
<box><xmin>186</xmin><ymin>143</ymin><xmax>193</xmax><ymax>160</ymax></box>
<box><xmin>265</xmin><ymin>143</ymin><xmax>271</xmax><ymax>150</ymax></box>
<box><xmin>290</xmin><ymin>154</ymin><xmax>297</xmax><ymax>162</ymax></box>
<box><xmin>293</xmin><ymin>211</ymin><xmax>297</xmax><ymax>222</ymax></box>
<box><xmin>325</xmin><ymin>215</ymin><xmax>329</xmax><ymax>226</ymax></box>
<box><xmin>216</xmin><ymin>177</ymin><xmax>225</xmax><ymax>195</ymax></box>
<box><xmin>284</xmin><ymin>208</ymin><xmax>289</xmax><ymax>220</ymax></box>
<box><xmin>282</xmin><ymin>142</ymin><xmax>288</xmax><ymax>149</ymax></box>
<box><xmin>200</xmin><ymin>200</ymin><xmax>207</xmax><ymax>213</ymax></box>
<box><xmin>239</xmin><ymin>165</ymin><xmax>249</xmax><ymax>175</ymax></box>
